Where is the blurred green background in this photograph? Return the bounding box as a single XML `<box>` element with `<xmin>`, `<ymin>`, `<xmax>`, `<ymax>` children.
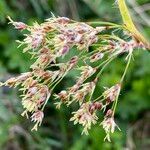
<box><xmin>0</xmin><ymin>0</ymin><xmax>150</xmax><ymax>149</ymax></box>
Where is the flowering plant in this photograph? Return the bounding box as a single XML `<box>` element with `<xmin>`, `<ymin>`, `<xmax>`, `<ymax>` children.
<box><xmin>0</xmin><ymin>0</ymin><xmax>149</xmax><ymax>141</ymax></box>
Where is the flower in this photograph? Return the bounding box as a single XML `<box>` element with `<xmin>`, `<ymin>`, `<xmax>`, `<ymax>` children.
<box><xmin>90</xmin><ymin>52</ymin><xmax>104</xmax><ymax>62</ymax></box>
<box><xmin>8</xmin><ymin>16</ymin><xmax>27</xmax><ymax>30</ymax></box>
<box><xmin>69</xmin><ymin>84</ymin><xmax>80</xmax><ymax>94</ymax></box>
<box><xmin>60</xmin><ymin>45</ymin><xmax>70</xmax><ymax>56</ymax></box>
<box><xmin>68</xmin><ymin>56</ymin><xmax>78</xmax><ymax>69</ymax></box>
<box><xmin>54</xmin><ymin>90</ymin><xmax>69</xmax><ymax>109</ymax></box>
<box><xmin>89</xmin><ymin>102</ymin><xmax>103</xmax><ymax>114</ymax></box>
<box><xmin>4</xmin><ymin>77</ymin><xmax>17</xmax><ymax>87</ymax></box>
<box><xmin>31</xmin><ymin>110</ymin><xmax>44</xmax><ymax>131</ymax></box>
<box><xmin>23</xmin><ymin>30</ymin><xmax>45</xmax><ymax>51</ymax></box>
<box><xmin>70</xmin><ymin>102</ymin><xmax>98</xmax><ymax>135</ymax></box>
<box><xmin>78</xmin><ymin>66</ymin><xmax>96</xmax><ymax>83</ymax></box>
<box><xmin>55</xmin><ymin>90</ymin><xmax>68</xmax><ymax>101</ymax></box>
<box><xmin>22</xmin><ymin>99</ymin><xmax>38</xmax><ymax>113</ymax></box>
<box><xmin>100</xmin><ymin>117</ymin><xmax>120</xmax><ymax>142</ymax></box>
<box><xmin>31</xmin><ymin>110</ymin><xmax>44</xmax><ymax>123</ymax></box>
<box><xmin>4</xmin><ymin>72</ymin><xmax>32</xmax><ymax>87</ymax></box>
<box><xmin>16</xmin><ymin>22</ymin><xmax>47</xmax><ymax>53</ymax></box>
<box><xmin>33</xmin><ymin>68</ymin><xmax>59</xmax><ymax>83</ymax></box>
<box><xmin>69</xmin><ymin>81</ymin><xmax>96</xmax><ymax>105</ymax></box>
<box><xmin>103</xmin><ymin>83</ymin><xmax>121</xmax><ymax>104</ymax></box>
<box><xmin>31</xmin><ymin>53</ymin><xmax>52</xmax><ymax>69</ymax></box>
<box><xmin>20</xmin><ymin>81</ymin><xmax>50</xmax><ymax>115</ymax></box>
<box><xmin>17</xmin><ymin>72</ymin><xmax>32</xmax><ymax>82</ymax></box>
<box><xmin>55</xmin><ymin>17</ymin><xmax>70</xmax><ymax>24</ymax></box>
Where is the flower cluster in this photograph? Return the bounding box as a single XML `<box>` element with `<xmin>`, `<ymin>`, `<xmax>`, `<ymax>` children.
<box><xmin>101</xmin><ymin>109</ymin><xmax>121</xmax><ymax>142</ymax></box>
<box><xmin>70</xmin><ymin>102</ymin><xmax>102</xmax><ymax>135</ymax></box>
<box><xmin>101</xmin><ymin>116</ymin><xmax>120</xmax><ymax>142</ymax></box>
<box><xmin>3</xmin><ymin>71</ymin><xmax>50</xmax><ymax>130</ymax></box>
<box><xmin>0</xmin><ymin>15</ymin><xmax>147</xmax><ymax>141</ymax></box>
<box><xmin>103</xmin><ymin>84</ymin><xmax>121</xmax><ymax>107</ymax></box>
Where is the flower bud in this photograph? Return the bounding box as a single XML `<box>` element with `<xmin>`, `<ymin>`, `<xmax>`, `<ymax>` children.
<box><xmin>103</xmin><ymin>84</ymin><xmax>121</xmax><ymax>103</ymax></box>
<box><xmin>90</xmin><ymin>52</ymin><xmax>104</xmax><ymax>62</ymax></box>
<box><xmin>8</xmin><ymin>16</ymin><xmax>27</xmax><ymax>30</ymax></box>
<box><xmin>69</xmin><ymin>56</ymin><xmax>78</xmax><ymax>64</ymax></box>
<box><xmin>89</xmin><ymin>102</ymin><xmax>103</xmax><ymax>114</ymax></box>
<box><xmin>106</xmin><ymin>109</ymin><xmax>113</xmax><ymax>117</ymax></box>
<box><xmin>94</xmin><ymin>102</ymin><xmax>103</xmax><ymax>110</ymax></box>
<box><xmin>28</xmin><ymin>86</ymin><xmax>38</xmax><ymax>95</ymax></box>
<box><xmin>68</xmin><ymin>56</ymin><xmax>78</xmax><ymax>69</ymax></box>
<box><xmin>58</xmin><ymin>90</ymin><xmax>68</xmax><ymax>102</ymax></box>
<box><xmin>89</xmin><ymin>104</ymin><xmax>95</xmax><ymax>114</ymax></box>
<box><xmin>13</xmin><ymin>22</ymin><xmax>27</xmax><ymax>30</ymax></box>
<box><xmin>56</xmin><ymin>17</ymin><xmax>70</xmax><ymax>24</ymax></box>
<box><xmin>31</xmin><ymin>110</ymin><xmax>44</xmax><ymax>123</ymax></box>
<box><xmin>5</xmin><ymin>77</ymin><xmax>17</xmax><ymax>87</ymax></box>
<box><xmin>61</xmin><ymin>45</ymin><xmax>70</xmax><ymax>55</ymax></box>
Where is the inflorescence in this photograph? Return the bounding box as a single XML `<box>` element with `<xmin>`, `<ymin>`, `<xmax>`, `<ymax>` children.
<box><xmin>0</xmin><ymin>15</ymin><xmax>146</xmax><ymax>142</ymax></box>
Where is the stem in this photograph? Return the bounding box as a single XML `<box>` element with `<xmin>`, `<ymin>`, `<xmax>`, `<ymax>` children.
<box><xmin>118</xmin><ymin>0</ymin><xmax>150</xmax><ymax>49</ymax></box>
<box><xmin>112</xmin><ymin>53</ymin><xmax>132</xmax><ymax>116</ymax></box>
<box><xmin>93</xmin><ymin>95</ymin><xmax>104</xmax><ymax>102</ymax></box>
<box><xmin>41</xmin><ymin>68</ymin><xmax>70</xmax><ymax>111</ymax></box>
<box><xmin>89</xmin><ymin>82</ymin><xmax>96</xmax><ymax>101</ymax></box>
<box><xmin>51</xmin><ymin>70</ymin><xmax>69</xmax><ymax>91</ymax></box>
<box><xmin>98</xmin><ymin>34</ymin><xmax>125</xmax><ymax>42</ymax></box>
<box><xmin>86</xmin><ymin>21</ymin><xmax>121</xmax><ymax>27</ymax></box>
<box><xmin>112</xmin><ymin>86</ymin><xmax>121</xmax><ymax>117</ymax></box>
<box><xmin>78</xmin><ymin>49</ymin><xmax>100</xmax><ymax>61</ymax></box>
<box><xmin>96</xmin><ymin>56</ymin><xmax>115</xmax><ymax>78</ymax></box>
<box><xmin>120</xmin><ymin>53</ymin><xmax>132</xmax><ymax>83</ymax></box>
<box><xmin>88</xmin><ymin>56</ymin><xmax>116</xmax><ymax>102</ymax></box>
<box><xmin>41</xmin><ymin>91</ymin><xmax>51</xmax><ymax>111</ymax></box>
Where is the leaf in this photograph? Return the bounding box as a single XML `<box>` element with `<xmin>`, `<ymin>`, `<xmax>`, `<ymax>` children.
<box><xmin>117</xmin><ymin>0</ymin><xmax>150</xmax><ymax>49</ymax></box>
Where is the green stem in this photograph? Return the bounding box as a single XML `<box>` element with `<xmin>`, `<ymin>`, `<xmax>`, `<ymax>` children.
<box><xmin>41</xmin><ymin>69</ymin><xmax>70</xmax><ymax>111</ymax></box>
<box><xmin>93</xmin><ymin>96</ymin><xmax>105</xmax><ymax>102</ymax></box>
<box><xmin>120</xmin><ymin>53</ymin><xmax>132</xmax><ymax>83</ymax></box>
<box><xmin>96</xmin><ymin>56</ymin><xmax>115</xmax><ymax>78</ymax></box>
<box><xmin>88</xmin><ymin>56</ymin><xmax>116</xmax><ymax>102</ymax></box>
<box><xmin>86</xmin><ymin>21</ymin><xmax>121</xmax><ymax>27</ymax></box>
<box><xmin>112</xmin><ymin>86</ymin><xmax>121</xmax><ymax>117</ymax></box>
<box><xmin>112</xmin><ymin>53</ymin><xmax>132</xmax><ymax>116</ymax></box>
<box><xmin>41</xmin><ymin>91</ymin><xmax>51</xmax><ymax>111</ymax></box>
<box><xmin>98</xmin><ymin>34</ymin><xmax>125</xmax><ymax>42</ymax></box>
<box><xmin>89</xmin><ymin>82</ymin><xmax>96</xmax><ymax>101</ymax></box>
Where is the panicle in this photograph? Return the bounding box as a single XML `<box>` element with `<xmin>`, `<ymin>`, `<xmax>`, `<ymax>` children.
<box><xmin>2</xmin><ymin>14</ymin><xmax>144</xmax><ymax>140</ymax></box>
